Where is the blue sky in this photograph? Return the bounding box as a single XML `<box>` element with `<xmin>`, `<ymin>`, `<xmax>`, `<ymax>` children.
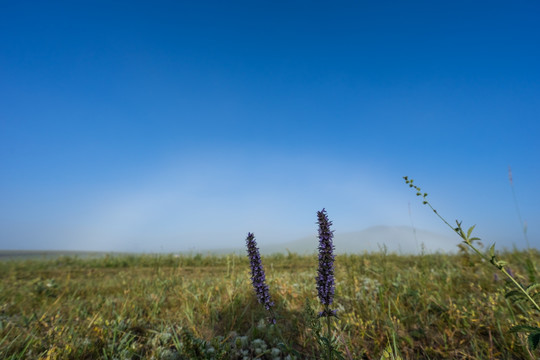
<box><xmin>1</xmin><ymin>1</ymin><xmax>539</xmax><ymax>252</ymax></box>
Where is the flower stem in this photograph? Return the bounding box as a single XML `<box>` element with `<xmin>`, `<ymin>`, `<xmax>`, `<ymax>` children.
<box><xmin>326</xmin><ymin>307</ymin><xmax>332</xmax><ymax>360</ymax></box>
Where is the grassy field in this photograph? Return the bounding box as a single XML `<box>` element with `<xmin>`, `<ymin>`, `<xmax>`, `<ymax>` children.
<box><xmin>1</xmin><ymin>250</ymin><xmax>539</xmax><ymax>359</ymax></box>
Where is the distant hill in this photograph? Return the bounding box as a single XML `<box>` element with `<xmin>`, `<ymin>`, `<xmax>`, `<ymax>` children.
<box><xmin>256</xmin><ymin>225</ymin><xmax>458</xmax><ymax>255</ymax></box>
<box><xmin>211</xmin><ymin>225</ymin><xmax>459</xmax><ymax>255</ymax></box>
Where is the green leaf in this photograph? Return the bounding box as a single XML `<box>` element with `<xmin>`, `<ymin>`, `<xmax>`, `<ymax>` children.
<box><xmin>380</xmin><ymin>346</ymin><xmax>393</xmax><ymax>360</ymax></box>
<box><xmin>505</xmin><ymin>290</ymin><xmax>525</xmax><ymax>299</ymax></box>
<box><xmin>488</xmin><ymin>244</ymin><xmax>496</xmax><ymax>257</ymax></box>
<box><xmin>277</xmin><ymin>343</ymin><xmax>301</xmax><ymax>357</ymax></box>
<box><xmin>466</xmin><ymin>225</ymin><xmax>476</xmax><ymax>238</ymax></box>
<box><xmin>528</xmin><ymin>332</ymin><xmax>540</xmax><ymax>350</ymax></box>
<box><xmin>526</xmin><ymin>283</ymin><xmax>540</xmax><ymax>295</ymax></box>
<box><xmin>320</xmin><ymin>336</ymin><xmax>331</xmax><ymax>346</ymax></box>
<box><xmin>509</xmin><ymin>325</ymin><xmax>540</xmax><ymax>333</ymax></box>
<box><xmin>513</xmin><ymin>298</ymin><xmax>529</xmax><ymax>305</ymax></box>
<box><xmin>333</xmin><ymin>348</ymin><xmax>347</xmax><ymax>360</ymax></box>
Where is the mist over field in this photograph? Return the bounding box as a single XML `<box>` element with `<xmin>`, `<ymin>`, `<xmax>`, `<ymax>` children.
<box><xmin>260</xmin><ymin>226</ymin><xmax>458</xmax><ymax>255</ymax></box>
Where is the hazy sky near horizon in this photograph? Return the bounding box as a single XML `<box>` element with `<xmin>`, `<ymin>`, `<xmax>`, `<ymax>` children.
<box><xmin>1</xmin><ymin>1</ymin><xmax>539</xmax><ymax>252</ymax></box>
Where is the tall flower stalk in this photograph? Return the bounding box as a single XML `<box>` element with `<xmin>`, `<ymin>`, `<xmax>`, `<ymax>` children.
<box><xmin>246</xmin><ymin>232</ymin><xmax>276</xmax><ymax>324</ymax></box>
<box><xmin>316</xmin><ymin>208</ymin><xmax>337</xmax><ymax>359</ymax></box>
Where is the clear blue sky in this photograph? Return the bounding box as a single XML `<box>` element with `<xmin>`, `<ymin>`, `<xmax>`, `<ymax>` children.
<box><xmin>1</xmin><ymin>1</ymin><xmax>539</xmax><ymax>252</ymax></box>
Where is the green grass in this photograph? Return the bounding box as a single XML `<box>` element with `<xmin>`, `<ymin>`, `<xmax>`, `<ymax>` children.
<box><xmin>1</xmin><ymin>250</ymin><xmax>539</xmax><ymax>359</ymax></box>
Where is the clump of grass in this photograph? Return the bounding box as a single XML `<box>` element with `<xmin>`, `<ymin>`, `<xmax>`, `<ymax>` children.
<box><xmin>404</xmin><ymin>175</ymin><xmax>540</xmax><ymax>352</ymax></box>
<box><xmin>3</xmin><ymin>250</ymin><xmax>540</xmax><ymax>358</ymax></box>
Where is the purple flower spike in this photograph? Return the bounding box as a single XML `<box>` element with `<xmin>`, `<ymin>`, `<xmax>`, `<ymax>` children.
<box><xmin>316</xmin><ymin>208</ymin><xmax>336</xmax><ymax>317</ymax></box>
<box><xmin>246</xmin><ymin>232</ymin><xmax>276</xmax><ymax>323</ymax></box>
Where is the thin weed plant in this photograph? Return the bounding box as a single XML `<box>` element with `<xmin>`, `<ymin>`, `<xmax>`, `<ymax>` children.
<box><xmin>404</xmin><ymin>176</ymin><xmax>540</xmax><ymax>352</ymax></box>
